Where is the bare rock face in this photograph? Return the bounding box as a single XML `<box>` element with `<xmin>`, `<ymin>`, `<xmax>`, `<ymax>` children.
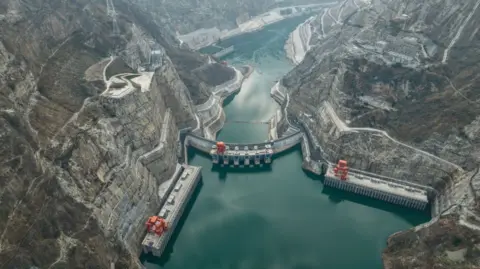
<box><xmin>0</xmin><ymin>0</ymin><xmax>235</xmax><ymax>268</ymax></box>
<box><xmin>284</xmin><ymin>0</ymin><xmax>480</xmax><ymax>178</ymax></box>
<box><xmin>130</xmin><ymin>0</ymin><xmax>275</xmax><ymax>34</ymax></box>
<box><xmin>383</xmin><ymin>214</ymin><xmax>480</xmax><ymax>269</ymax></box>
<box><xmin>130</xmin><ymin>0</ymin><xmax>324</xmax><ymax>34</ymax></box>
<box><xmin>284</xmin><ymin>0</ymin><xmax>480</xmax><ymax>194</ymax></box>
<box><xmin>281</xmin><ymin>0</ymin><xmax>480</xmax><ymax>267</ymax></box>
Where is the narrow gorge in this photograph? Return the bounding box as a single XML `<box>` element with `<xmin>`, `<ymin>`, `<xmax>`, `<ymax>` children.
<box><xmin>1</xmin><ymin>0</ymin><xmax>479</xmax><ymax>268</ymax></box>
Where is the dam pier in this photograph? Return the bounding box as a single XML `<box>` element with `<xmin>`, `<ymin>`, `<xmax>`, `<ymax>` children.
<box><xmin>142</xmin><ymin>165</ymin><xmax>202</xmax><ymax>257</ymax></box>
<box><xmin>324</xmin><ymin>161</ymin><xmax>429</xmax><ymax>210</ymax></box>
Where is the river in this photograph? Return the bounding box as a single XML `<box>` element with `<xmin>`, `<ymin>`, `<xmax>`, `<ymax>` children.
<box><xmin>141</xmin><ymin>16</ymin><xmax>430</xmax><ymax>269</ymax></box>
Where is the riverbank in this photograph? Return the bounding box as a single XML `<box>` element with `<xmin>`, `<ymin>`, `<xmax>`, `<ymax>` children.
<box><xmin>178</xmin><ymin>3</ymin><xmax>337</xmax><ymax>50</ymax></box>
<box><xmin>197</xmin><ymin>65</ymin><xmax>253</xmax><ymax>140</ymax></box>
<box><xmin>285</xmin><ymin>16</ymin><xmax>315</xmax><ymax>65</ymax></box>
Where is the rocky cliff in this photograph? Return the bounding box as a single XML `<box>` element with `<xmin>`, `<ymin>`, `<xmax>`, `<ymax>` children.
<box><xmin>0</xmin><ymin>0</ymin><xmax>235</xmax><ymax>268</ymax></box>
<box><xmin>280</xmin><ymin>0</ymin><xmax>480</xmax><ymax>267</ymax></box>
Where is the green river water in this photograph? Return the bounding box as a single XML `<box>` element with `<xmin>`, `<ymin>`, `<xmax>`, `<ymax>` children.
<box><xmin>141</xmin><ymin>16</ymin><xmax>430</xmax><ymax>269</ymax></box>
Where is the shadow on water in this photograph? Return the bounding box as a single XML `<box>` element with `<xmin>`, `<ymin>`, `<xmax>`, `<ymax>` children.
<box><xmin>221</xmin><ymin>90</ymin><xmax>240</xmax><ymax>107</ymax></box>
<box><xmin>303</xmin><ymin>169</ymin><xmax>324</xmax><ymax>181</ymax></box>
<box><xmin>211</xmin><ymin>164</ymin><xmax>273</xmax><ymax>181</ymax></box>
<box><xmin>139</xmin><ymin>178</ymin><xmax>204</xmax><ymax>266</ymax></box>
<box><xmin>321</xmin><ymin>186</ymin><xmax>431</xmax><ymax>225</ymax></box>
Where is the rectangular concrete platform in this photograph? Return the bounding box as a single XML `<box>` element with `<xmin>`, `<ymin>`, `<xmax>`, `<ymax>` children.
<box><xmin>141</xmin><ymin>165</ymin><xmax>202</xmax><ymax>257</ymax></box>
<box><xmin>324</xmin><ymin>165</ymin><xmax>428</xmax><ymax>210</ymax></box>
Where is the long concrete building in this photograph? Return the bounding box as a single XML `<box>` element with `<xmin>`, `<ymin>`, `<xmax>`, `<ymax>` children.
<box><xmin>141</xmin><ymin>165</ymin><xmax>202</xmax><ymax>257</ymax></box>
<box><xmin>185</xmin><ymin>131</ymin><xmax>305</xmax><ymax>167</ymax></box>
<box><xmin>324</xmin><ymin>164</ymin><xmax>429</xmax><ymax>210</ymax></box>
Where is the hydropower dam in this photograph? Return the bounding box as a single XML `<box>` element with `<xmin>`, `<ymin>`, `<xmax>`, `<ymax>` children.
<box><xmin>141</xmin><ymin>16</ymin><xmax>431</xmax><ymax>269</ymax></box>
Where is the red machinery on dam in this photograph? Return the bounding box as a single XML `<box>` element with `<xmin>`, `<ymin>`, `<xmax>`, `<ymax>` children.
<box><xmin>333</xmin><ymin>160</ymin><xmax>349</xmax><ymax>180</ymax></box>
<box><xmin>324</xmin><ymin>159</ymin><xmax>429</xmax><ymax>210</ymax></box>
<box><xmin>216</xmin><ymin>141</ymin><xmax>226</xmax><ymax>154</ymax></box>
<box><xmin>145</xmin><ymin>216</ymin><xmax>168</xmax><ymax>236</ymax></box>
<box><xmin>211</xmin><ymin>141</ymin><xmax>273</xmax><ymax>166</ymax></box>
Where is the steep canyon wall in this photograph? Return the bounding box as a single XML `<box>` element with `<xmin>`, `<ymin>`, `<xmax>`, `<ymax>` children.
<box><xmin>0</xmin><ymin>0</ymin><xmax>236</xmax><ymax>267</ymax></box>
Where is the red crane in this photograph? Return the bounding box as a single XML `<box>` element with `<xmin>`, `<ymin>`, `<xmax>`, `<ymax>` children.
<box><xmin>216</xmin><ymin>141</ymin><xmax>226</xmax><ymax>154</ymax></box>
<box><xmin>333</xmin><ymin>160</ymin><xmax>349</xmax><ymax>180</ymax></box>
<box><xmin>145</xmin><ymin>216</ymin><xmax>168</xmax><ymax>236</ymax></box>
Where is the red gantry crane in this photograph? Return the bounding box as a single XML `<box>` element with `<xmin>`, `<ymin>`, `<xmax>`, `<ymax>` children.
<box><xmin>145</xmin><ymin>216</ymin><xmax>168</xmax><ymax>236</ymax></box>
<box><xmin>333</xmin><ymin>160</ymin><xmax>349</xmax><ymax>180</ymax></box>
<box><xmin>216</xmin><ymin>141</ymin><xmax>226</xmax><ymax>154</ymax></box>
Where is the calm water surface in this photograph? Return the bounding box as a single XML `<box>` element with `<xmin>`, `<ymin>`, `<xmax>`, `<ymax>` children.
<box><xmin>141</xmin><ymin>16</ymin><xmax>430</xmax><ymax>269</ymax></box>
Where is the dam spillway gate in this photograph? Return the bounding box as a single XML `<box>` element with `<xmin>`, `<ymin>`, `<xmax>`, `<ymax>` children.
<box><xmin>184</xmin><ymin>131</ymin><xmax>305</xmax><ymax>167</ymax></box>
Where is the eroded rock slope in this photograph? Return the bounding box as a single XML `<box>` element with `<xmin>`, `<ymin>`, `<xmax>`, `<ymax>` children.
<box><xmin>281</xmin><ymin>0</ymin><xmax>480</xmax><ymax>267</ymax></box>
<box><xmin>0</xmin><ymin>0</ymin><xmax>234</xmax><ymax>268</ymax></box>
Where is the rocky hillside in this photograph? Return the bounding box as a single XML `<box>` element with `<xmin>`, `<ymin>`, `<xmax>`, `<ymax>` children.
<box><xmin>133</xmin><ymin>0</ymin><xmax>275</xmax><ymax>34</ymax></box>
<box><xmin>131</xmin><ymin>0</ymin><xmax>334</xmax><ymax>34</ymax></box>
<box><xmin>0</xmin><ymin>0</ymin><xmax>235</xmax><ymax>268</ymax></box>
<box><xmin>281</xmin><ymin>0</ymin><xmax>480</xmax><ymax>267</ymax></box>
<box><xmin>383</xmin><ymin>213</ymin><xmax>480</xmax><ymax>269</ymax></box>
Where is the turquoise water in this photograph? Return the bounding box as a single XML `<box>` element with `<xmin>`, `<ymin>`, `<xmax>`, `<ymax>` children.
<box><xmin>141</xmin><ymin>17</ymin><xmax>430</xmax><ymax>269</ymax></box>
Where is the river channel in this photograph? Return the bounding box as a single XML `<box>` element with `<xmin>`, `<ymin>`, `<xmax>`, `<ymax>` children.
<box><xmin>141</xmin><ymin>16</ymin><xmax>430</xmax><ymax>269</ymax></box>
